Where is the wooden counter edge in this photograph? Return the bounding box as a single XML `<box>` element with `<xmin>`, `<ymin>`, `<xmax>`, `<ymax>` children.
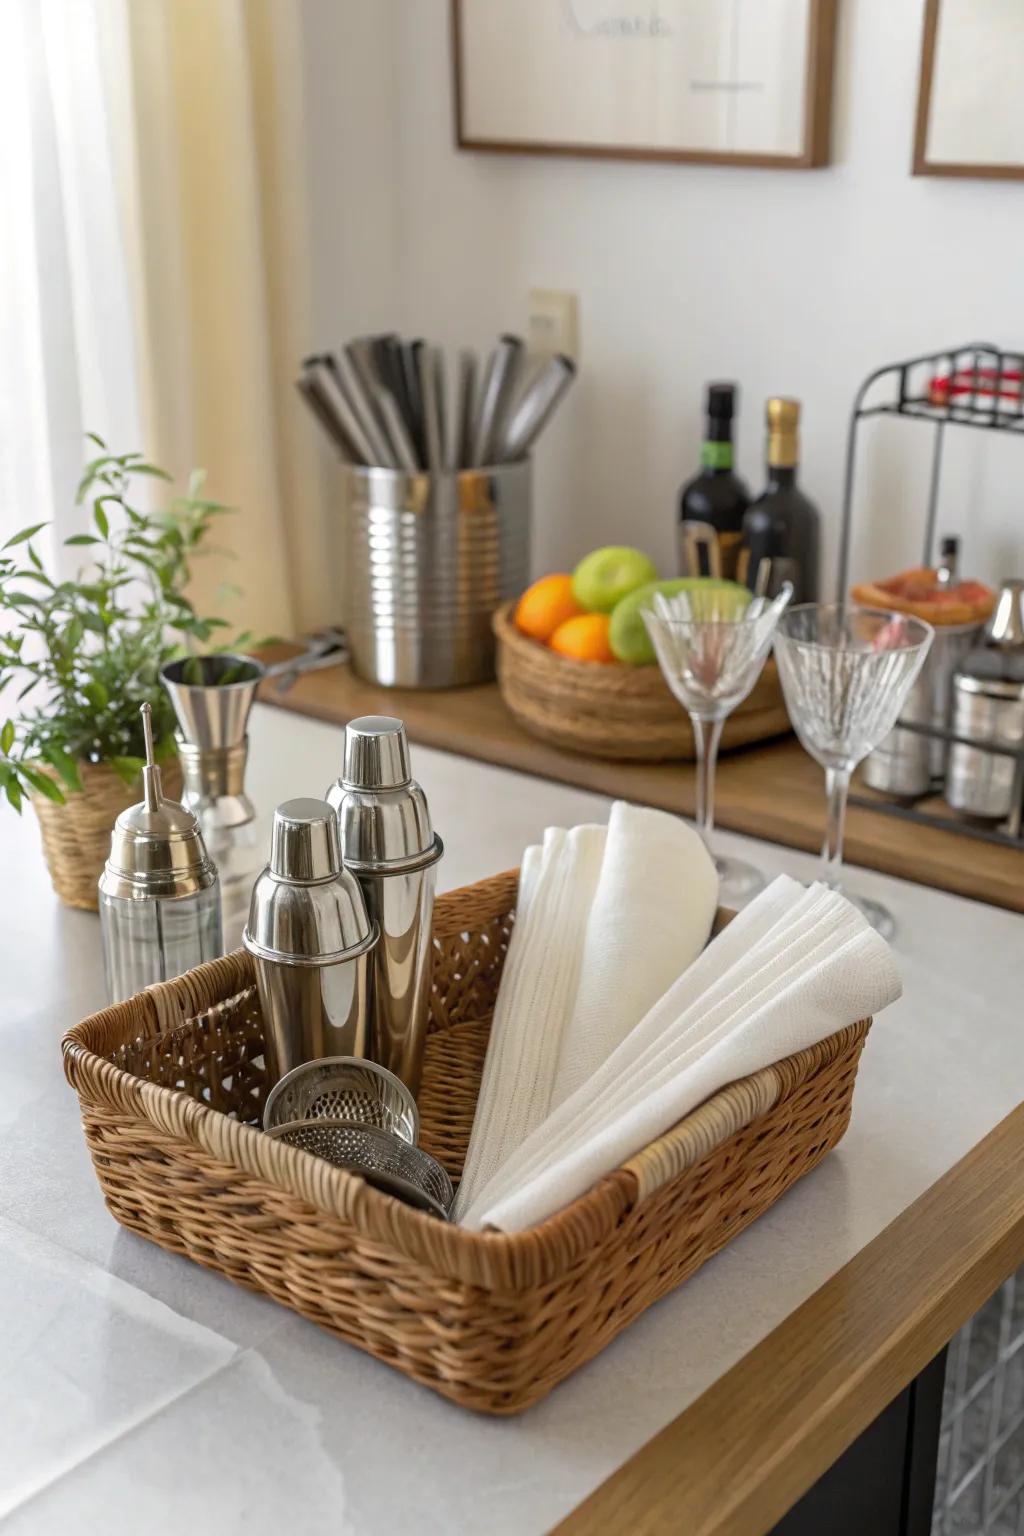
<box><xmin>552</xmin><ymin>1103</ymin><xmax>1024</xmax><ymax>1536</ymax></box>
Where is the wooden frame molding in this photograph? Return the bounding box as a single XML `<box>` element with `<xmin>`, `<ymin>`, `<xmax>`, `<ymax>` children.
<box><xmin>451</xmin><ymin>0</ymin><xmax>837</xmax><ymax>170</ymax></box>
<box><xmin>553</xmin><ymin>1103</ymin><xmax>1024</xmax><ymax>1536</ymax></box>
<box><xmin>913</xmin><ymin>0</ymin><xmax>1024</xmax><ymax>181</ymax></box>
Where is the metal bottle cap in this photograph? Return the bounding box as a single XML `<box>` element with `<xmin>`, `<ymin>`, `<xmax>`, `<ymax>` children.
<box><xmin>341</xmin><ymin>716</ymin><xmax>411</xmax><ymax>790</ymax></box>
<box><xmin>327</xmin><ymin>718</ymin><xmax>443</xmax><ymax>874</ymax></box>
<box><xmin>99</xmin><ymin>704</ymin><xmax>218</xmax><ymax>902</ymax></box>
<box><xmin>243</xmin><ymin>798</ymin><xmax>377</xmax><ymax>967</ymax></box>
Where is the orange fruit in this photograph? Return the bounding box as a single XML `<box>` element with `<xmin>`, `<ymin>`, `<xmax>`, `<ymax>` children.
<box><xmin>549</xmin><ymin>612</ymin><xmax>616</xmax><ymax>664</ymax></box>
<box><xmin>514</xmin><ymin>574</ymin><xmax>583</xmax><ymax>643</ymax></box>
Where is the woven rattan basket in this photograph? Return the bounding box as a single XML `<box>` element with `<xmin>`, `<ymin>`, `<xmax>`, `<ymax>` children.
<box><xmin>32</xmin><ymin>757</ymin><xmax>183</xmax><ymax>912</ymax></box>
<box><xmin>63</xmin><ymin>869</ymin><xmax>870</xmax><ymax>1415</ymax></box>
<box><xmin>493</xmin><ymin>601</ymin><xmax>791</xmax><ymax>762</ymax></box>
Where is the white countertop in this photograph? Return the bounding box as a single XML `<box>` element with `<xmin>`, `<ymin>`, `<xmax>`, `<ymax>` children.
<box><xmin>2</xmin><ymin>703</ymin><xmax>1022</xmax><ymax>1535</ymax></box>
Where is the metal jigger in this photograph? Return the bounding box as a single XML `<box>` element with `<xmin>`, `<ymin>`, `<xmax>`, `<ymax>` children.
<box><xmin>326</xmin><ymin>717</ymin><xmax>443</xmax><ymax>1100</ymax></box>
<box><xmin>160</xmin><ymin>655</ymin><xmax>266</xmax><ymax>949</ymax></box>
<box><xmin>98</xmin><ymin>703</ymin><xmax>223</xmax><ymax>1003</ymax></box>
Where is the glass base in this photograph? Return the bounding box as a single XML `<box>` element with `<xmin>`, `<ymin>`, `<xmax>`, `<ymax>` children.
<box><xmin>715</xmin><ymin>855</ymin><xmax>765</xmax><ymax>910</ymax></box>
<box><xmin>840</xmin><ymin>889</ymin><xmax>896</xmax><ymax>941</ymax></box>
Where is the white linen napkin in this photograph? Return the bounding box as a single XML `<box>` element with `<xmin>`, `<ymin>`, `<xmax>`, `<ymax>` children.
<box><xmin>459</xmin><ymin>876</ymin><xmax>902</xmax><ymax>1232</ymax></box>
<box><xmin>452</xmin><ymin>823</ymin><xmax>606</xmax><ymax>1218</ymax></box>
<box><xmin>549</xmin><ymin>802</ymin><xmax>718</xmax><ymax>1108</ymax></box>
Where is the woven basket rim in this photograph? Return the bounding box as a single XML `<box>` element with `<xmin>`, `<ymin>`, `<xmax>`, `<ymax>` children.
<box><xmin>62</xmin><ymin>873</ymin><xmax>870</xmax><ymax>1291</ymax></box>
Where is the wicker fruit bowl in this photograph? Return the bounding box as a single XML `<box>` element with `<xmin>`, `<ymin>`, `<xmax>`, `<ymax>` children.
<box><xmin>493</xmin><ymin>601</ymin><xmax>790</xmax><ymax>762</ymax></box>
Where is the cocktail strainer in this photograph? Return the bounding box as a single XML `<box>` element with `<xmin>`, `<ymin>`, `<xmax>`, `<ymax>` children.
<box><xmin>263</xmin><ymin>1056</ymin><xmax>418</xmax><ymax>1144</ymax></box>
<box><xmin>266</xmin><ymin>1119</ymin><xmax>453</xmax><ymax>1219</ymax></box>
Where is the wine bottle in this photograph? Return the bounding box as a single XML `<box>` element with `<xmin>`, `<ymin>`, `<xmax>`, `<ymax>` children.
<box><xmin>740</xmin><ymin>399</ymin><xmax>820</xmax><ymax>603</ymax></box>
<box><xmin>678</xmin><ymin>383</ymin><xmax>750</xmax><ymax>581</ymax></box>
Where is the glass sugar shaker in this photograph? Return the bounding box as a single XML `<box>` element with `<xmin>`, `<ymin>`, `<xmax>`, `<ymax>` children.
<box><xmin>98</xmin><ymin>702</ymin><xmax>223</xmax><ymax>1003</ymax></box>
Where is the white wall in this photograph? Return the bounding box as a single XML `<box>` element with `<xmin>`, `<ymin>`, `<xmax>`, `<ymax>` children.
<box><xmin>306</xmin><ymin>1</ymin><xmax>1024</xmax><ymax>595</ymax></box>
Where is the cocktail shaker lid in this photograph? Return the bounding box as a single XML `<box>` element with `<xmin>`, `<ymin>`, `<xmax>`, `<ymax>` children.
<box><xmin>99</xmin><ymin>703</ymin><xmax>218</xmax><ymax>901</ymax></box>
<box><xmin>986</xmin><ymin>580</ymin><xmax>1024</xmax><ymax>649</ymax></box>
<box><xmin>327</xmin><ymin>717</ymin><xmax>443</xmax><ymax>874</ymax></box>
<box><xmin>341</xmin><ymin>716</ymin><xmax>411</xmax><ymax>790</ymax></box>
<box><xmin>243</xmin><ymin>798</ymin><xmax>377</xmax><ymax>967</ymax></box>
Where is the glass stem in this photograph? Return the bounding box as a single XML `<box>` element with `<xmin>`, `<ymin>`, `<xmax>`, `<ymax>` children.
<box><xmin>821</xmin><ymin>765</ymin><xmax>851</xmax><ymax>890</ymax></box>
<box><xmin>691</xmin><ymin>714</ymin><xmax>725</xmax><ymax>844</ymax></box>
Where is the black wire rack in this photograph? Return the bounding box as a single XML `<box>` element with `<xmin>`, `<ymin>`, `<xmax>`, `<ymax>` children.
<box><xmin>838</xmin><ymin>342</ymin><xmax>1024</xmax><ymax>850</ymax></box>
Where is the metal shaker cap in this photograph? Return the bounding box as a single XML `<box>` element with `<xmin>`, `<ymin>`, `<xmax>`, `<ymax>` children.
<box><xmin>99</xmin><ymin>704</ymin><xmax>218</xmax><ymax>901</ymax></box>
<box><xmin>342</xmin><ymin>716</ymin><xmax>411</xmax><ymax>790</ymax></box>
<box><xmin>327</xmin><ymin>718</ymin><xmax>443</xmax><ymax>874</ymax></box>
<box><xmin>243</xmin><ymin>798</ymin><xmax>377</xmax><ymax>967</ymax></box>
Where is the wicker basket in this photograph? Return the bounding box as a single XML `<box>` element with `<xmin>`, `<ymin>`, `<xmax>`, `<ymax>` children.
<box><xmin>493</xmin><ymin>600</ymin><xmax>790</xmax><ymax>761</ymax></box>
<box><xmin>63</xmin><ymin>870</ymin><xmax>870</xmax><ymax>1415</ymax></box>
<box><xmin>31</xmin><ymin>757</ymin><xmax>183</xmax><ymax>912</ymax></box>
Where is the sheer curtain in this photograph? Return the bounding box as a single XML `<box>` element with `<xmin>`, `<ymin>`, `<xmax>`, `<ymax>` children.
<box><xmin>0</xmin><ymin>0</ymin><xmax>142</xmax><ymax>576</ymax></box>
<box><xmin>0</xmin><ymin>0</ymin><xmax>330</xmax><ymax>635</ymax></box>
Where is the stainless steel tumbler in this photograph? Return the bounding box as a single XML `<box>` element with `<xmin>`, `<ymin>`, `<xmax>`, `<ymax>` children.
<box><xmin>861</xmin><ymin>622</ymin><xmax>981</xmax><ymax>797</ymax></box>
<box><xmin>327</xmin><ymin>717</ymin><xmax>443</xmax><ymax>1099</ymax></box>
<box><xmin>243</xmin><ymin>799</ymin><xmax>378</xmax><ymax>1089</ymax></box>
<box><xmin>341</xmin><ymin>461</ymin><xmax>531</xmax><ymax>688</ymax></box>
<box><xmin>945</xmin><ymin>581</ymin><xmax>1024</xmax><ymax>824</ymax></box>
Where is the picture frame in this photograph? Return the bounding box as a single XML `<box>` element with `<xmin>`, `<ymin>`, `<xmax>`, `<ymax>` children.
<box><xmin>913</xmin><ymin>0</ymin><xmax>1024</xmax><ymax>180</ymax></box>
<box><xmin>452</xmin><ymin>0</ymin><xmax>838</xmax><ymax>170</ymax></box>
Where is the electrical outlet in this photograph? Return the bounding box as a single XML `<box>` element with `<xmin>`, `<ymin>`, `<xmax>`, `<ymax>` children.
<box><xmin>527</xmin><ymin>289</ymin><xmax>578</xmax><ymax>361</ymax></box>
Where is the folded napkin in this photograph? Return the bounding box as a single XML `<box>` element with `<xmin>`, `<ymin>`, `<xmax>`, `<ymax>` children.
<box><xmin>452</xmin><ymin>803</ymin><xmax>719</xmax><ymax>1221</ymax></box>
<box><xmin>452</xmin><ymin>824</ymin><xmax>606</xmax><ymax>1218</ymax></box>
<box><xmin>549</xmin><ymin>802</ymin><xmax>718</xmax><ymax>1109</ymax></box>
<box><xmin>459</xmin><ymin>876</ymin><xmax>902</xmax><ymax>1232</ymax></box>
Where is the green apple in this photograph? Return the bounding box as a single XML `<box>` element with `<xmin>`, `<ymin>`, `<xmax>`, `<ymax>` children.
<box><xmin>572</xmin><ymin>546</ymin><xmax>658</xmax><ymax>614</ymax></box>
<box><xmin>610</xmin><ymin>577</ymin><xmax>751</xmax><ymax>665</ymax></box>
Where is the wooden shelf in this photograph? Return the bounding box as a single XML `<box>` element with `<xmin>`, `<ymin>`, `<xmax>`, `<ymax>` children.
<box><xmin>259</xmin><ymin>663</ymin><xmax>1024</xmax><ymax>914</ymax></box>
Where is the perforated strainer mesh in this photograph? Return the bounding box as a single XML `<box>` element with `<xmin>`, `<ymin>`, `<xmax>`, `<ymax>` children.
<box><xmin>267</xmin><ymin>1119</ymin><xmax>453</xmax><ymax>1219</ymax></box>
<box><xmin>263</xmin><ymin>1057</ymin><xmax>418</xmax><ymax>1144</ymax></box>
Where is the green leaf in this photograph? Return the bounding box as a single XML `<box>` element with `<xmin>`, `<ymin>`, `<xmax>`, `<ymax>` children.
<box><xmin>85</xmin><ymin>431</ymin><xmax>107</xmax><ymax>449</ymax></box>
<box><xmin>27</xmin><ymin>544</ymin><xmax>43</xmax><ymax>572</ymax></box>
<box><xmin>41</xmin><ymin>743</ymin><xmax>82</xmax><ymax>791</ymax></box>
<box><xmin>5</xmin><ymin>778</ymin><xmax>22</xmax><ymax>814</ymax></box>
<box><xmin>62</xmin><ymin>616</ymin><xmax>83</xmax><ymax>651</ymax></box>
<box><xmin>64</xmin><ymin>534</ymin><xmax>101</xmax><ymax>547</ymax></box>
<box><xmin>111</xmin><ymin>755</ymin><xmax>144</xmax><ymax>786</ymax></box>
<box><xmin>94</xmin><ymin>503</ymin><xmax>110</xmax><ymax>539</ymax></box>
<box><xmin>17</xmin><ymin>763</ymin><xmax>65</xmax><ymax>804</ymax></box>
<box><xmin>0</xmin><ymin>720</ymin><xmax>13</xmax><ymax>753</ymax></box>
<box><xmin>83</xmin><ymin>680</ymin><xmax>108</xmax><ymax>710</ymax></box>
<box><xmin>129</xmin><ymin>465</ymin><xmax>173</xmax><ymax>481</ymax></box>
<box><xmin>3</xmin><ymin>522</ymin><xmax>49</xmax><ymax>550</ymax></box>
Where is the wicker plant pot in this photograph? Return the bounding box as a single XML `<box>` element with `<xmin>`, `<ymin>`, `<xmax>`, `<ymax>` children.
<box><xmin>493</xmin><ymin>601</ymin><xmax>790</xmax><ymax>762</ymax></box>
<box><xmin>30</xmin><ymin>757</ymin><xmax>183</xmax><ymax>912</ymax></box>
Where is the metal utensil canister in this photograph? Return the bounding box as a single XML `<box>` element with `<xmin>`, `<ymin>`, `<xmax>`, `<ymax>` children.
<box><xmin>945</xmin><ymin>581</ymin><xmax>1024</xmax><ymax>824</ymax></box>
<box><xmin>98</xmin><ymin>703</ymin><xmax>223</xmax><ymax>1004</ymax></box>
<box><xmin>243</xmin><ymin>799</ymin><xmax>378</xmax><ymax>1089</ymax></box>
<box><xmin>341</xmin><ymin>461</ymin><xmax>530</xmax><ymax>688</ymax></box>
<box><xmin>326</xmin><ymin>717</ymin><xmax>442</xmax><ymax>1099</ymax></box>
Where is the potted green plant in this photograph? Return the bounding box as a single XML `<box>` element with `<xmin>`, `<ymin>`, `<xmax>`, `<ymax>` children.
<box><xmin>0</xmin><ymin>437</ymin><xmax>252</xmax><ymax>910</ymax></box>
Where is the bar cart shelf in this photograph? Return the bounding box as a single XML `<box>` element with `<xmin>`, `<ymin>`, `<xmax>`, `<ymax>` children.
<box><xmin>838</xmin><ymin>342</ymin><xmax>1024</xmax><ymax>850</ymax></box>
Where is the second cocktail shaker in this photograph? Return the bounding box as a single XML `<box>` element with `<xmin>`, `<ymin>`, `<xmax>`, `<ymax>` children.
<box><xmin>243</xmin><ymin>798</ymin><xmax>378</xmax><ymax>1089</ymax></box>
<box><xmin>327</xmin><ymin>717</ymin><xmax>443</xmax><ymax>1099</ymax></box>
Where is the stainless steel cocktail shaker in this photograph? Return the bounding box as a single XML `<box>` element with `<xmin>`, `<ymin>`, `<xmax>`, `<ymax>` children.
<box><xmin>161</xmin><ymin>654</ymin><xmax>265</xmax><ymax>949</ymax></box>
<box><xmin>326</xmin><ymin>717</ymin><xmax>443</xmax><ymax>1098</ymax></box>
<box><xmin>243</xmin><ymin>798</ymin><xmax>378</xmax><ymax>1089</ymax></box>
<box><xmin>99</xmin><ymin>704</ymin><xmax>223</xmax><ymax>1003</ymax></box>
<box><xmin>946</xmin><ymin>580</ymin><xmax>1024</xmax><ymax>824</ymax></box>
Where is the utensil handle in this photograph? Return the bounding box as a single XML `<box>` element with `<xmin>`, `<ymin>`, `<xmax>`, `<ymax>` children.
<box><xmin>418</xmin><ymin>345</ymin><xmax>444</xmax><ymax>474</ymax></box>
<box><xmin>498</xmin><ymin>353</ymin><xmax>575</xmax><ymax>461</ymax></box>
<box><xmin>334</xmin><ymin>347</ymin><xmax>399</xmax><ymax>468</ymax></box>
<box><xmin>472</xmin><ymin>334</ymin><xmax>523</xmax><ymax>467</ymax></box>
<box><xmin>294</xmin><ymin>374</ymin><xmax>353</xmax><ymax>459</ymax></box>
<box><xmin>378</xmin><ymin>388</ymin><xmax>421</xmax><ymax>473</ymax></box>
<box><xmin>308</xmin><ymin>360</ymin><xmax>376</xmax><ymax>466</ymax></box>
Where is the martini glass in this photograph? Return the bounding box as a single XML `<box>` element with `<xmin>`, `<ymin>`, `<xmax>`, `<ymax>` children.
<box><xmin>642</xmin><ymin>587</ymin><xmax>792</xmax><ymax>908</ymax></box>
<box><xmin>773</xmin><ymin>604</ymin><xmax>933</xmax><ymax>939</ymax></box>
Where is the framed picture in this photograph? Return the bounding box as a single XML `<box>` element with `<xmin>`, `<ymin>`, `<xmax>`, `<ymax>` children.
<box><xmin>452</xmin><ymin>0</ymin><xmax>837</xmax><ymax>170</ymax></box>
<box><xmin>913</xmin><ymin>0</ymin><xmax>1024</xmax><ymax>179</ymax></box>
